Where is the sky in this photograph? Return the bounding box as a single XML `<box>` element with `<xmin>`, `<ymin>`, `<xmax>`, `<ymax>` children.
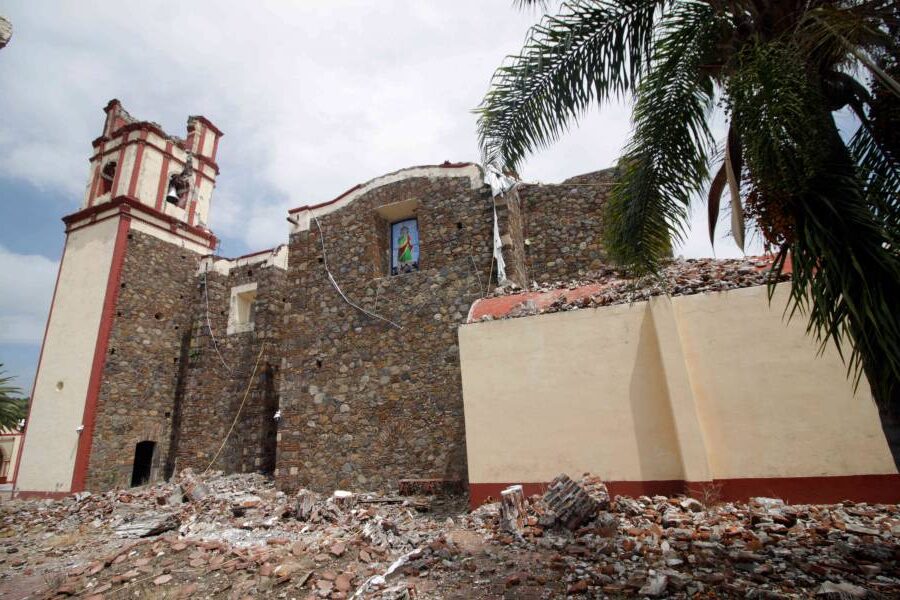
<box><xmin>0</xmin><ymin>1</ymin><xmax>758</xmax><ymax>390</ymax></box>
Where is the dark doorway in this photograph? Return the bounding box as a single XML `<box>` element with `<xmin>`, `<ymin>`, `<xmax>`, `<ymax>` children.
<box><xmin>131</xmin><ymin>441</ymin><xmax>156</xmax><ymax>487</ymax></box>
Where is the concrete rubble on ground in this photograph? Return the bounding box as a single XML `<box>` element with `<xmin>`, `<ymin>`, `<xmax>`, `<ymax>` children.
<box><xmin>479</xmin><ymin>257</ymin><xmax>791</xmax><ymax>321</ymax></box>
<box><xmin>1</xmin><ymin>471</ymin><xmax>898</xmax><ymax>599</ymax></box>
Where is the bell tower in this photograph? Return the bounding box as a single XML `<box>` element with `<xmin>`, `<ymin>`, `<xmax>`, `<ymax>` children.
<box><xmin>14</xmin><ymin>100</ymin><xmax>222</xmax><ymax>496</ymax></box>
<box><xmin>83</xmin><ymin>99</ymin><xmax>223</xmax><ymax>230</ymax></box>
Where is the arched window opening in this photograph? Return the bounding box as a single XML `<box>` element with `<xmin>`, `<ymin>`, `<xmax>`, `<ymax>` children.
<box><xmin>130</xmin><ymin>440</ymin><xmax>156</xmax><ymax>487</ymax></box>
<box><xmin>99</xmin><ymin>161</ymin><xmax>117</xmax><ymax>196</ymax></box>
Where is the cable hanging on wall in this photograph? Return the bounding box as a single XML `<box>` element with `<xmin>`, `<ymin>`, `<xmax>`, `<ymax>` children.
<box><xmin>311</xmin><ymin>212</ymin><xmax>402</xmax><ymax>330</ymax></box>
<box><xmin>201</xmin><ymin>267</ymin><xmax>234</xmax><ymax>375</ymax></box>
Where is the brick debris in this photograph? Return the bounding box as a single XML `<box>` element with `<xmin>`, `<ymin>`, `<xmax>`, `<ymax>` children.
<box><xmin>1</xmin><ymin>471</ymin><xmax>898</xmax><ymax>599</ymax></box>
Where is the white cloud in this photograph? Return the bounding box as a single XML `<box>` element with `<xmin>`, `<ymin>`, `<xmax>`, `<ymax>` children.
<box><xmin>0</xmin><ymin>0</ymin><xmax>758</xmax><ymax>258</ymax></box>
<box><xmin>0</xmin><ymin>245</ymin><xmax>57</xmax><ymax>344</ymax></box>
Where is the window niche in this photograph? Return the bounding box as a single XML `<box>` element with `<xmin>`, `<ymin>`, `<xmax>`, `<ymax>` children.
<box><xmin>374</xmin><ymin>199</ymin><xmax>420</xmax><ymax>276</ymax></box>
<box><xmin>99</xmin><ymin>161</ymin><xmax>117</xmax><ymax>196</ymax></box>
<box><xmin>227</xmin><ymin>282</ymin><xmax>258</xmax><ymax>335</ymax></box>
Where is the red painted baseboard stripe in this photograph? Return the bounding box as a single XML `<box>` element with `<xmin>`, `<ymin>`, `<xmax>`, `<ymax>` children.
<box><xmin>468</xmin><ymin>474</ymin><xmax>900</xmax><ymax>508</ymax></box>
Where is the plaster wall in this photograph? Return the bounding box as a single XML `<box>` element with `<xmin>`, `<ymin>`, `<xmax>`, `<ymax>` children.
<box><xmin>193</xmin><ymin>176</ymin><xmax>213</xmax><ymax>228</ymax></box>
<box><xmin>116</xmin><ymin>144</ymin><xmax>137</xmax><ymax>198</ymax></box>
<box><xmin>672</xmin><ymin>284</ymin><xmax>896</xmax><ymax>479</ymax></box>
<box><xmin>459</xmin><ymin>283</ymin><xmax>897</xmax><ymax>493</ymax></box>
<box><xmin>15</xmin><ymin>218</ymin><xmax>119</xmax><ymax>492</ymax></box>
<box><xmin>200</xmin><ymin>130</ymin><xmax>215</xmax><ymax>157</ymax></box>
<box><xmin>460</xmin><ymin>304</ymin><xmax>684</xmax><ymax>485</ymax></box>
<box><xmin>137</xmin><ymin>146</ymin><xmax>164</xmax><ymax>201</ymax></box>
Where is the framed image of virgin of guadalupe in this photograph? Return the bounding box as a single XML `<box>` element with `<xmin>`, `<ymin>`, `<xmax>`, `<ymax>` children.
<box><xmin>391</xmin><ymin>218</ymin><xmax>420</xmax><ymax>275</ymax></box>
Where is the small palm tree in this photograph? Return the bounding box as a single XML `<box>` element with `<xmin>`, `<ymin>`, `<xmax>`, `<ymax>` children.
<box><xmin>0</xmin><ymin>365</ymin><xmax>27</xmax><ymax>431</ymax></box>
<box><xmin>477</xmin><ymin>1</ymin><xmax>900</xmax><ymax>409</ymax></box>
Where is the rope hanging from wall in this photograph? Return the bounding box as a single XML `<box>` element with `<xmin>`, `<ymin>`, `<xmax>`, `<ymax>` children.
<box><xmin>200</xmin><ymin>341</ymin><xmax>267</xmax><ymax>475</ymax></box>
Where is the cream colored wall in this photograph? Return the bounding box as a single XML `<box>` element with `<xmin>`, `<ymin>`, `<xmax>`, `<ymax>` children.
<box><xmin>136</xmin><ymin>146</ymin><xmax>164</xmax><ymax>203</ymax></box>
<box><xmin>460</xmin><ymin>304</ymin><xmax>684</xmax><ymax>485</ymax></box>
<box><xmin>193</xmin><ymin>174</ymin><xmax>213</xmax><ymax>228</ymax></box>
<box><xmin>82</xmin><ymin>163</ymin><xmax>98</xmax><ymax>208</ymax></box>
<box><xmin>672</xmin><ymin>284</ymin><xmax>896</xmax><ymax>479</ymax></box>
<box><xmin>115</xmin><ymin>143</ymin><xmax>138</xmax><ymax>198</ymax></box>
<box><xmin>15</xmin><ymin>218</ymin><xmax>120</xmax><ymax>492</ymax></box>
<box><xmin>200</xmin><ymin>130</ymin><xmax>216</xmax><ymax>157</ymax></box>
<box><xmin>459</xmin><ymin>283</ymin><xmax>897</xmax><ymax>486</ymax></box>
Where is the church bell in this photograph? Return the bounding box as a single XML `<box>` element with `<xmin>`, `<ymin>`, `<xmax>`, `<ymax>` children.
<box><xmin>165</xmin><ymin>183</ymin><xmax>181</xmax><ymax>205</ymax></box>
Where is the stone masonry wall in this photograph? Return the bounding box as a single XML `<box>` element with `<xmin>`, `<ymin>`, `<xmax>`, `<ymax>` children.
<box><xmin>519</xmin><ymin>169</ymin><xmax>615</xmax><ymax>283</ymax></box>
<box><xmin>276</xmin><ymin>173</ymin><xmax>496</xmax><ymax>493</ymax></box>
<box><xmin>175</xmin><ymin>257</ymin><xmax>287</xmax><ymax>476</ymax></box>
<box><xmin>81</xmin><ymin>166</ymin><xmax>614</xmax><ymax>494</ymax></box>
<box><xmin>85</xmin><ymin>229</ymin><xmax>198</xmax><ymax>491</ymax></box>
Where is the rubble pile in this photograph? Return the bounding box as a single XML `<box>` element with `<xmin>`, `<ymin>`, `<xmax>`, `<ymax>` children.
<box><xmin>0</xmin><ymin>471</ymin><xmax>897</xmax><ymax>599</ymax></box>
<box><xmin>482</xmin><ymin>257</ymin><xmax>790</xmax><ymax>321</ymax></box>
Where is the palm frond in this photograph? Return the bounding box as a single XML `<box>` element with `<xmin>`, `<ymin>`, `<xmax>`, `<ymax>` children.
<box><xmin>707</xmin><ymin>161</ymin><xmax>727</xmax><ymax>246</ymax></box>
<box><xmin>731</xmin><ymin>42</ymin><xmax>900</xmax><ymax>404</ymax></box>
<box><xmin>728</xmin><ymin>43</ymin><xmax>829</xmax><ymax>195</ymax></box>
<box><xmin>0</xmin><ymin>364</ymin><xmax>26</xmax><ymax>431</ymax></box>
<box><xmin>786</xmin><ymin>161</ymin><xmax>900</xmax><ymax>404</ymax></box>
<box><xmin>476</xmin><ymin>0</ymin><xmax>664</xmax><ymax>170</ymax></box>
<box><xmin>850</xmin><ymin>119</ymin><xmax>900</xmax><ymax>246</ymax></box>
<box><xmin>802</xmin><ymin>6</ymin><xmax>900</xmax><ymax>96</ymax></box>
<box><xmin>603</xmin><ymin>0</ymin><xmax>720</xmax><ymax>273</ymax></box>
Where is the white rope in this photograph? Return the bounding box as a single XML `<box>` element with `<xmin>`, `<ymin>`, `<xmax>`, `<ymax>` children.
<box><xmin>201</xmin><ymin>342</ymin><xmax>266</xmax><ymax>475</ymax></box>
<box><xmin>201</xmin><ymin>268</ymin><xmax>233</xmax><ymax>375</ymax></box>
<box><xmin>311</xmin><ymin>213</ymin><xmax>402</xmax><ymax>330</ymax></box>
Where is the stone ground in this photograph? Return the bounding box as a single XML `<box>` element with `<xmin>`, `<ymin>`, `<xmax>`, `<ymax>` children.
<box><xmin>0</xmin><ymin>472</ymin><xmax>898</xmax><ymax>599</ymax></box>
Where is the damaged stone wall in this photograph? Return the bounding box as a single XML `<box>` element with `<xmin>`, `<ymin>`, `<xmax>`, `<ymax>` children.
<box><xmin>494</xmin><ymin>191</ymin><xmax>528</xmax><ymax>288</ymax></box>
<box><xmin>277</xmin><ymin>175</ymin><xmax>497</xmax><ymax>493</ymax></box>
<box><xmin>175</xmin><ymin>259</ymin><xmax>287</xmax><ymax>477</ymax></box>
<box><xmin>519</xmin><ymin>169</ymin><xmax>615</xmax><ymax>283</ymax></box>
<box><xmin>85</xmin><ymin>230</ymin><xmax>199</xmax><ymax>491</ymax></box>
<box><xmin>79</xmin><ymin>166</ymin><xmax>617</xmax><ymax>495</ymax></box>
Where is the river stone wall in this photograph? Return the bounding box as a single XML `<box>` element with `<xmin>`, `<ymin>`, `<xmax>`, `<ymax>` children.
<box><xmin>84</xmin><ymin>230</ymin><xmax>198</xmax><ymax>491</ymax></box>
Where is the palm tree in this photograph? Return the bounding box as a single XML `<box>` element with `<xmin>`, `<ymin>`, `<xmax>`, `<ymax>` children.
<box><xmin>0</xmin><ymin>365</ymin><xmax>27</xmax><ymax>431</ymax></box>
<box><xmin>477</xmin><ymin>1</ymin><xmax>900</xmax><ymax>412</ymax></box>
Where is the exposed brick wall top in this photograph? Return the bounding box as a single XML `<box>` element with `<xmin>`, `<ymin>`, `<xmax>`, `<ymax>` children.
<box><xmin>519</xmin><ymin>169</ymin><xmax>615</xmax><ymax>283</ymax></box>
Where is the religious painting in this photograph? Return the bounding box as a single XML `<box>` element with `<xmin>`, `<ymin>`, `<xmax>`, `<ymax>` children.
<box><xmin>391</xmin><ymin>218</ymin><xmax>420</xmax><ymax>275</ymax></box>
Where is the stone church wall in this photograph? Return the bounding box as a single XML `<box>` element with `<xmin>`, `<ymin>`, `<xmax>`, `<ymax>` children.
<box><xmin>276</xmin><ymin>174</ymin><xmax>497</xmax><ymax>493</ymax></box>
<box><xmin>78</xmin><ymin>166</ymin><xmax>614</xmax><ymax>495</ymax></box>
<box><xmin>84</xmin><ymin>229</ymin><xmax>199</xmax><ymax>491</ymax></box>
<box><xmin>175</xmin><ymin>255</ymin><xmax>287</xmax><ymax>477</ymax></box>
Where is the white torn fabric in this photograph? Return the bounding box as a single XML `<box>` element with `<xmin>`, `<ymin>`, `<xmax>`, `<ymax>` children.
<box><xmin>484</xmin><ymin>165</ymin><xmax>517</xmax><ymax>198</ymax></box>
<box><xmin>493</xmin><ymin>206</ymin><xmax>507</xmax><ymax>285</ymax></box>
<box><xmin>484</xmin><ymin>165</ymin><xmax>513</xmax><ymax>285</ymax></box>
